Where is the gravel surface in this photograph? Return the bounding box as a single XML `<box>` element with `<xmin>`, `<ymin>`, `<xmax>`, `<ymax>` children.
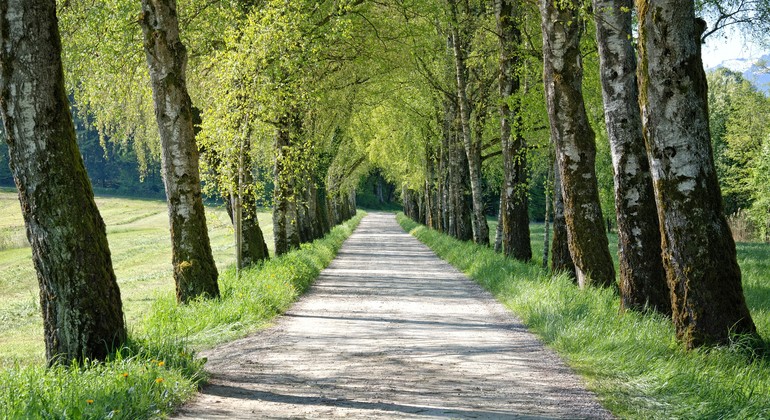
<box><xmin>174</xmin><ymin>212</ymin><xmax>613</xmax><ymax>419</ymax></box>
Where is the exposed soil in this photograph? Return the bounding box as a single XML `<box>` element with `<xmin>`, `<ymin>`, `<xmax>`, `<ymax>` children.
<box><xmin>174</xmin><ymin>213</ymin><xmax>613</xmax><ymax>419</ymax></box>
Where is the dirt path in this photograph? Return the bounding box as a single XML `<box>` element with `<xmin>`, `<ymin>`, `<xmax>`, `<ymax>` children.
<box><xmin>175</xmin><ymin>213</ymin><xmax>612</xmax><ymax>419</ymax></box>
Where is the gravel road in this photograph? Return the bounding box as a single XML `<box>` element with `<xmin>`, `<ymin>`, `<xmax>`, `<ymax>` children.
<box><xmin>174</xmin><ymin>212</ymin><xmax>613</xmax><ymax>419</ymax></box>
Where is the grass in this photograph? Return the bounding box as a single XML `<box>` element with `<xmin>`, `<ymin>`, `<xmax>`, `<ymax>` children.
<box><xmin>0</xmin><ymin>189</ymin><xmax>248</xmax><ymax>364</ymax></box>
<box><xmin>141</xmin><ymin>212</ymin><xmax>365</xmax><ymax>349</ymax></box>
<box><xmin>401</xmin><ymin>214</ymin><xmax>770</xmax><ymax>419</ymax></box>
<box><xmin>0</xmin><ymin>187</ymin><xmax>363</xmax><ymax>418</ymax></box>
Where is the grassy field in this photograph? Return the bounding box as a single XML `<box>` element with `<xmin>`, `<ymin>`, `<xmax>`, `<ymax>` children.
<box><xmin>0</xmin><ymin>187</ymin><xmax>273</xmax><ymax>365</ymax></box>
<box><xmin>411</xmin><ymin>215</ymin><xmax>770</xmax><ymax>418</ymax></box>
<box><xmin>0</xmin><ymin>185</ymin><xmax>363</xmax><ymax>418</ymax></box>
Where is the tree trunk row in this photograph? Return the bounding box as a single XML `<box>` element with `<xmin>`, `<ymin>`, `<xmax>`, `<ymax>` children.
<box><xmin>273</xmin><ymin>113</ymin><xmax>355</xmax><ymax>256</ymax></box>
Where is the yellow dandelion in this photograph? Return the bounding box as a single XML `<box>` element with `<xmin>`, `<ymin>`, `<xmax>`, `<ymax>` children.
<box><xmin>157</xmin><ymin>361</ymin><xmax>165</xmax><ymax>367</ymax></box>
<box><xmin>155</xmin><ymin>377</ymin><xmax>164</xmax><ymax>383</ymax></box>
<box><xmin>86</xmin><ymin>399</ymin><xmax>94</xmax><ymax>405</ymax></box>
<box><xmin>122</xmin><ymin>372</ymin><xmax>128</xmax><ymax>378</ymax></box>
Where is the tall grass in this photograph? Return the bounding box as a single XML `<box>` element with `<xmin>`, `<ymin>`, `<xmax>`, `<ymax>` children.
<box><xmin>399</xmin><ymin>214</ymin><xmax>770</xmax><ymax>418</ymax></box>
<box><xmin>0</xmin><ymin>213</ymin><xmax>363</xmax><ymax>419</ymax></box>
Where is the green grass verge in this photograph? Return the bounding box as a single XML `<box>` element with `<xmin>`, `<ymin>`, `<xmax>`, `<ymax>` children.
<box><xmin>398</xmin><ymin>213</ymin><xmax>770</xmax><ymax>419</ymax></box>
<box><xmin>142</xmin><ymin>212</ymin><xmax>365</xmax><ymax>349</ymax></box>
<box><xmin>0</xmin><ymin>213</ymin><xmax>363</xmax><ymax>419</ymax></box>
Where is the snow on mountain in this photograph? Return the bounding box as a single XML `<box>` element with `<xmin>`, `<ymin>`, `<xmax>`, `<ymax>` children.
<box><xmin>708</xmin><ymin>53</ymin><xmax>770</xmax><ymax>94</ymax></box>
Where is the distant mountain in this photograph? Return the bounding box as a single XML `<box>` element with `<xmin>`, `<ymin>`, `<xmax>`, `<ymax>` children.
<box><xmin>709</xmin><ymin>54</ymin><xmax>770</xmax><ymax>94</ymax></box>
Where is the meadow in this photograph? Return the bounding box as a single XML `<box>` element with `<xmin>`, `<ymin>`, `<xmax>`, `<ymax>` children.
<box><xmin>0</xmin><ymin>187</ymin><xmax>265</xmax><ymax>365</ymax></box>
<box><xmin>0</xmin><ymin>187</ymin><xmax>363</xmax><ymax>418</ymax></box>
<box><xmin>410</xmin><ymin>215</ymin><xmax>770</xmax><ymax>418</ymax></box>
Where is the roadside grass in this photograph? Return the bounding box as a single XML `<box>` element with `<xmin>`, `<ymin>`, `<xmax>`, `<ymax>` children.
<box><xmin>401</xmin><ymin>214</ymin><xmax>770</xmax><ymax>419</ymax></box>
<box><xmin>0</xmin><ymin>192</ymin><xmax>244</xmax><ymax>365</ymax></box>
<box><xmin>0</xmin><ymin>339</ymin><xmax>205</xmax><ymax>419</ymax></box>
<box><xmin>142</xmin><ymin>212</ymin><xmax>364</xmax><ymax>349</ymax></box>
<box><xmin>0</xmin><ymin>186</ymin><xmax>363</xmax><ymax>419</ymax></box>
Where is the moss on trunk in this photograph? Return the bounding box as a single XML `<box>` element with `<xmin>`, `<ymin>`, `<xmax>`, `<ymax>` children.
<box><xmin>0</xmin><ymin>0</ymin><xmax>126</xmax><ymax>363</ymax></box>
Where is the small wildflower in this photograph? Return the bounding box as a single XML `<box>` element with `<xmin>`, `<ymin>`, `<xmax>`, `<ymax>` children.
<box><xmin>157</xmin><ymin>361</ymin><xmax>165</xmax><ymax>367</ymax></box>
<box><xmin>155</xmin><ymin>377</ymin><xmax>164</xmax><ymax>383</ymax></box>
<box><xmin>86</xmin><ymin>399</ymin><xmax>94</xmax><ymax>405</ymax></box>
<box><xmin>122</xmin><ymin>372</ymin><xmax>128</xmax><ymax>378</ymax></box>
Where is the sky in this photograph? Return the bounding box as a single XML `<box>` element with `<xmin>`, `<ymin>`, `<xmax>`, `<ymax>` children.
<box><xmin>701</xmin><ymin>27</ymin><xmax>767</xmax><ymax>70</ymax></box>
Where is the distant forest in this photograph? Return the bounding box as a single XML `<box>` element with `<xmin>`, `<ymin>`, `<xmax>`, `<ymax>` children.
<box><xmin>0</xmin><ymin>108</ymin><xmax>165</xmax><ymax>198</ymax></box>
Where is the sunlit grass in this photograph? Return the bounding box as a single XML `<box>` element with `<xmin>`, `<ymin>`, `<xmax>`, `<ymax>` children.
<box><xmin>141</xmin><ymin>213</ymin><xmax>364</xmax><ymax>349</ymax></box>
<box><xmin>0</xmin><ymin>185</ymin><xmax>362</xmax><ymax>418</ymax></box>
<box><xmin>403</xmin><ymin>214</ymin><xmax>770</xmax><ymax>418</ymax></box>
<box><xmin>0</xmin><ymin>191</ymin><xmax>251</xmax><ymax>365</ymax></box>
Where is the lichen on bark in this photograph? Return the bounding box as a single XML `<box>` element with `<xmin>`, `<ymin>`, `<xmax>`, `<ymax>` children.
<box><xmin>637</xmin><ymin>0</ymin><xmax>756</xmax><ymax>347</ymax></box>
<box><xmin>140</xmin><ymin>0</ymin><xmax>219</xmax><ymax>303</ymax></box>
<box><xmin>0</xmin><ymin>0</ymin><xmax>126</xmax><ymax>363</ymax></box>
<box><xmin>593</xmin><ymin>0</ymin><xmax>669</xmax><ymax>314</ymax></box>
<box><xmin>540</xmin><ymin>0</ymin><xmax>616</xmax><ymax>287</ymax></box>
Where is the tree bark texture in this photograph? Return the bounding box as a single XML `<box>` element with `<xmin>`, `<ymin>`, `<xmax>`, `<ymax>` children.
<box><xmin>497</xmin><ymin>0</ymin><xmax>532</xmax><ymax>261</ymax></box>
<box><xmin>441</xmin><ymin>100</ymin><xmax>455</xmax><ymax>235</ymax></box>
<box><xmin>0</xmin><ymin>0</ymin><xmax>126</xmax><ymax>363</ymax></box>
<box><xmin>424</xmin><ymin>145</ymin><xmax>439</xmax><ymax>229</ymax></box>
<box><xmin>241</xmin><ymin>164</ymin><xmax>269</xmax><ymax>265</ymax></box>
<box><xmin>316</xmin><ymin>185</ymin><xmax>330</xmax><ymax>236</ymax></box>
<box><xmin>494</xmin><ymin>195</ymin><xmax>504</xmax><ymax>252</ymax></box>
<box><xmin>306</xmin><ymin>181</ymin><xmax>322</xmax><ymax>240</ymax></box>
<box><xmin>273</xmin><ymin>120</ymin><xmax>291</xmax><ymax>256</ymax></box>
<box><xmin>540</xmin><ymin>0</ymin><xmax>616</xmax><ymax>287</ymax></box>
<box><xmin>286</xmin><ymin>194</ymin><xmax>301</xmax><ymax>250</ymax></box>
<box><xmin>452</xmin><ymin>129</ymin><xmax>474</xmax><ymax>241</ymax></box>
<box><xmin>239</xmin><ymin>192</ymin><xmax>269</xmax><ymax>266</ymax></box>
<box><xmin>542</xmin><ymin>173</ymin><xmax>551</xmax><ymax>270</ymax></box>
<box><xmin>637</xmin><ymin>0</ymin><xmax>756</xmax><ymax>347</ymax></box>
<box><xmin>449</xmin><ymin>1</ymin><xmax>490</xmax><ymax>246</ymax></box>
<box><xmin>593</xmin><ymin>0</ymin><xmax>669</xmax><ymax>314</ymax></box>
<box><xmin>140</xmin><ymin>0</ymin><xmax>219</xmax><ymax>303</ymax></box>
<box><xmin>550</xmin><ymin>158</ymin><xmax>577</xmax><ymax>278</ymax></box>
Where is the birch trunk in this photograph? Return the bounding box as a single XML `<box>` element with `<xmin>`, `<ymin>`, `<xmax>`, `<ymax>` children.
<box><xmin>273</xmin><ymin>121</ymin><xmax>290</xmax><ymax>255</ymax></box>
<box><xmin>449</xmin><ymin>2</ymin><xmax>490</xmax><ymax>246</ymax></box>
<box><xmin>551</xmin><ymin>158</ymin><xmax>577</xmax><ymax>278</ymax></box>
<box><xmin>0</xmin><ymin>0</ymin><xmax>126</xmax><ymax>363</ymax></box>
<box><xmin>593</xmin><ymin>0</ymin><xmax>669</xmax><ymax>314</ymax></box>
<box><xmin>240</xmin><ymin>154</ymin><xmax>269</xmax><ymax>264</ymax></box>
<box><xmin>425</xmin><ymin>145</ymin><xmax>439</xmax><ymax>229</ymax></box>
<box><xmin>543</xmin><ymin>158</ymin><xmax>553</xmax><ymax>270</ymax></box>
<box><xmin>453</xmin><ymin>129</ymin><xmax>474</xmax><ymax>241</ymax></box>
<box><xmin>442</xmin><ymin>100</ymin><xmax>455</xmax><ymax>235</ymax></box>
<box><xmin>540</xmin><ymin>0</ymin><xmax>616</xmax><ymax>287</ymax></box>
<box><xmin>497</xmin><ymin>0</ymin><xmax>532</xmax><ymax>261</ymax></box>
<box><xmin>315</xmin><ymin>182</ymin><xmax>331</xmax><ymax>237</ymax></box>
<box><xmin>637</xmin><ymin>0</ymin><xmax>756</xmax><ymax>347</ymax></box>
<box><xmin>140</xmin><ymin>0</ymin><xmax>219</xmax><ymax>302</ymax></box>
<box><xmin>494</xmin><ymin>196</ymin><xmax>504</xmax><ymax>252</ymax></box>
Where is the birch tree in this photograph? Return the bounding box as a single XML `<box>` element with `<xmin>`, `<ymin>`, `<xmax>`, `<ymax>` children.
<box><xmin>636</xmin><ymin>0</ymin><xmax>756</xmax><ymax>347</ymax></box>
<box><xmin>551</xmin><ymin>158</ymin><xmax>577</xmax><ymax>277</ymax></box>
<box><xmin>140</xmin><ymin>0</ymin><xmax>219</xmax><ymax>302</ymax></box>
<box><xmin>449</xmin><ymin>0</ymin><xmax>490</xmax><ymax>246</ymax></box>
<box><xmin>496</xmin><ymin>0</ymin><xmax>532</xmax><ymax>261</ymax></box>
<box><xmin>0</xmin><ymin>0</ymin><xmax>126</xmax><ymax>363</ymax></box>
<box><xmin>593</xmin><ymin>0</ymin><xmax>669</xmax><ymax>313</ymax></box>
<box><xmin>540</xmin><ymin>0</ymin><xmax>616</xmax><ymax>287</ymax></box>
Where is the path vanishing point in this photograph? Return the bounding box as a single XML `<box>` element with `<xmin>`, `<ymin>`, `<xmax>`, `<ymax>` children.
<box><xmin>175</xmin><ymin>212</ymin><xmax>613</xmax><ymax>419</ymax></box>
